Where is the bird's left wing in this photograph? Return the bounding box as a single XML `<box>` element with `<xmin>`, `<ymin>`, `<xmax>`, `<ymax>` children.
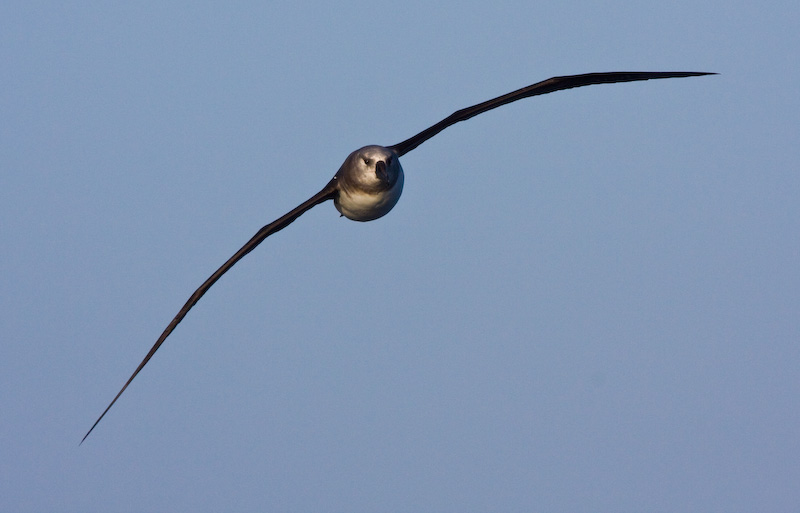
<box><xmin>388</xmin><ymin>71</ymin><xmax>715</xmax><ymax>157</ymax></box>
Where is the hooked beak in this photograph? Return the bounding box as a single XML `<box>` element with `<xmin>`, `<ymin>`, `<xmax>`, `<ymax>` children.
<box><xmin>375</xmin><ymin>160</ymin><xmax>389</xmax><ymax>183</ymax></box>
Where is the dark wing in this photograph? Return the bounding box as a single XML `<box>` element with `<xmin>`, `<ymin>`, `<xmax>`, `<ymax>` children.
<box><xmin>388</xmin><ymin>71</ymin><xmax>715</xmax><ymax>157</ymax></box>
<box><xmin>81</xmin><ymin>179</ymin><xmax>339</xmax><ymax>444</ymax></box>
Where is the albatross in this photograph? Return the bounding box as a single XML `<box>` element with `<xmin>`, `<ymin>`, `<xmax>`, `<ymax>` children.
<box><xmin>82</xmin><ymin>71</ymin><xmax>714</xmax><ymax>443</ymax></box>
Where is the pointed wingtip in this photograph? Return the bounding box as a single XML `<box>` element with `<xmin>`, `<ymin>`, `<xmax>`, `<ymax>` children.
<box><xmin>80</xmin><ymin>382</ymin><xmax>129</xmax><ymax>445</ymax></box>
<box><xmin>80</xmin><ymin>413</ymin><xmax>104</xmax><ymax>445</ymax></box>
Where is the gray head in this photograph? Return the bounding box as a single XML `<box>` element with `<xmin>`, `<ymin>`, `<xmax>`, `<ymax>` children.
<box><xmin>334</xmin><ymin>145</ymin><xmax>404</xmax><ymax>222</ymax></box>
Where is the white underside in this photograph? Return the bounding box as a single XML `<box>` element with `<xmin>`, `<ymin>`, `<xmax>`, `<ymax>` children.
<box><xmin>336</xmin><ymin>172</ymin><xmax>404</xmax><ymax>222</ymax></box>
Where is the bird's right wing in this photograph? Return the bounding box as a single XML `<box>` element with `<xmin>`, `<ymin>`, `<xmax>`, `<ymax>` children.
<box><xmin>81</xmin><ymin>177</ymin><xmax>339</xmax><ymax>444</ymax></box>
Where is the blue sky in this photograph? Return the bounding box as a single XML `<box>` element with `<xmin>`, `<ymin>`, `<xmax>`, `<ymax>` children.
<box><xmin>2</xmin><ymin>1</ymin><xmax>798</xmax><ymax>511</ymax></box>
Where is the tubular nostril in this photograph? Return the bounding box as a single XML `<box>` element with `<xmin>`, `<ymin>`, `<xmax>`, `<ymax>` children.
<box><xmin>375</xmin><ymin>160</ymin><xmax>388</xmax><ymax>182</ymax></box>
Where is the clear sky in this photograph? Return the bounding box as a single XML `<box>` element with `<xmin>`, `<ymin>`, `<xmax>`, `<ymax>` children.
<box><xmin>2</xmin><ymin>1</ymin><xmax>798</xmax><ymax>512</ymax></box>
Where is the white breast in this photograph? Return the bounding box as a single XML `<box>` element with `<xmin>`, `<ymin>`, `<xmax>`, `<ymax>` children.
<box><xmin>335</xmin><ymin>171</ymin><xmax>404</xmax><ymax>222</ymax></box>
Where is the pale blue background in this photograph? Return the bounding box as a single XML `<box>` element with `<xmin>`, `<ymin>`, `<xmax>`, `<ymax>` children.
<box><xmin>2</xmin><ymin>1</ymin><xmax>798</xmax><ymax>512</ymax></box>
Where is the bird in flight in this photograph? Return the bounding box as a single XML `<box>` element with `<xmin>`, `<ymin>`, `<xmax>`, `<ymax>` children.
<box><xmin>82</xmin><ymin>71</ymin><xmax>714</xmax><ymax>443</ymax></box>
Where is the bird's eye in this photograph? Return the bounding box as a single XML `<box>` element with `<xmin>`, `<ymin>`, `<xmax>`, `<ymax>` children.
<box><xmin>363</xmin><ymin>158</ymin><xmax>372</xmax><ymax>166</ymax></box>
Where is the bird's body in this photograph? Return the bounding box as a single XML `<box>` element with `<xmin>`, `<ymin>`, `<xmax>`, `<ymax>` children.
<box><xmin>82</xmin><ymin>70</ymin><xmax>715</xmax><ymax>443</ymax></box>
<box><xmin>334</xmin><ymin>146</ymin><xmax>404</xmax><ymax>221</ymax></box>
